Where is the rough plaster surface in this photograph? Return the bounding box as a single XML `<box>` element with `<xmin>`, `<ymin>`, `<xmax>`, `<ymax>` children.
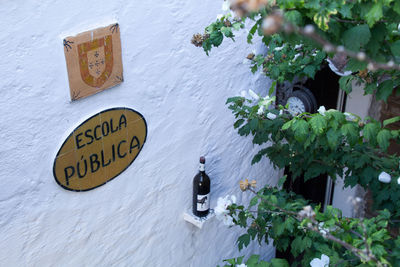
<box><xmin>0</xmin><ymin>0</ymin><xmax>278</xmax><ymax>266</ymax></box>
<box><xmin>331</xmin><ymin>82</ymin><xmax>371</xmax><ymax>218</ymax></box>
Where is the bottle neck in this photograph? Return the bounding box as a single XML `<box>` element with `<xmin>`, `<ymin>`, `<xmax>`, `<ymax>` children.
<box><xmin>199</xmin><ymin>163</ymin><xmax>205</xmax><ymax>172</ymax></box>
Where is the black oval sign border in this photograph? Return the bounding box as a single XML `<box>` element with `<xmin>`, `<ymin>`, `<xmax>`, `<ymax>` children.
<box><xmin>53</xmin><ymin>107</ymin><xmax>147</xmax><ymax>192</ymax></box>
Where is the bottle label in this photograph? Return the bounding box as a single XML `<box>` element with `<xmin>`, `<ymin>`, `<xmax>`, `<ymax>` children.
<box><xmin>196</xmin><ymin>193</ymin><xmax>210</xmax><ymax>211</ymax></box>
<box><xmin>199</xmin><ymin>163</ymin><xmax>205</xmax><ymax>172</ymax></box>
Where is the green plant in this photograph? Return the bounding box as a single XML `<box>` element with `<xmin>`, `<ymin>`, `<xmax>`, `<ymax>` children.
<box><xmin>193</xmin><ymin>0</ymin><xmax>400</xmax><ymax>100</ymax></box>
<box><xmin>226</xmin><ymin>95</ymin><xmax>400</xmax><ymax>218</ymax></box>
<box><xmin>193</xmin><ymin>0</ymin><xmax>400</xmax><ymax>266</ymax></box>
<box><xmin>216</xmin><ymin>179</ymin><xmax>400</xmax><ymax>266</ymax></box>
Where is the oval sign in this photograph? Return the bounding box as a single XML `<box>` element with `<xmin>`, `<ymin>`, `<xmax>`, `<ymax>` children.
<box><xmin>53</xmin><ymin>107</ymin><xmax>147</xmax><ymax>191</ymax></box>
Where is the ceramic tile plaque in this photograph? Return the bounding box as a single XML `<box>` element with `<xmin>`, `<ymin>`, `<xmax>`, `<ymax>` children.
<box><xmin>53</xmin><ymin>108</ymin><xmax>147</xmax><ymax>191</ymax></box>
<box><xmin>63</xmin><ymin>23</ymin><xmax>123</xmax><ymax>101</ymax></box>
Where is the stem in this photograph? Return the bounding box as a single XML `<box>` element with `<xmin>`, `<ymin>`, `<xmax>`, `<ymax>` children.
<box><xmin>331</xmin><ymin>16</ymin><xmax>388</xmax><ymax>24</ymax></box>
<box><xmin>288</xmin><ymin>24</ymin><xmax>400</xmax><ymax>71</ymax></box>
<box><xmin>306</xmin><ymin>221</ymin><xmax>380</xmax><ymax>265</ymax></box>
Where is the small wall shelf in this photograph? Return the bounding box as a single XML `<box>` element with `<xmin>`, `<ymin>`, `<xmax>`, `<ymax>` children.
<box><xmin>183</xmin><ymin>209</ymin><xmax>215</xmax><ymax>229</ymax></box>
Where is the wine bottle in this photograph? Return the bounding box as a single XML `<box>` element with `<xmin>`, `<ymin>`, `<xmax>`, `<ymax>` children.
<box><xmin>192</xmin><ymin>156</ymin><xmax>210</xmax><ymax>217</ymax></box>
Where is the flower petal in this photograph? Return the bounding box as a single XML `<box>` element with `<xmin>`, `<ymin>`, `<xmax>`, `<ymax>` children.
<box><xmin>378</xmin><ymin>171</ymin><xmax>391</xmax><ymax>183</ymax></box>
<box><xmin>321</xmin><ymin>254</ymin><xmax>329</xmax><ymax>265</ymax></box>
<box><xmin>266</xmin><ymin>112</ymin><xmax>277</xmax><ymax>120</ymax></box>
<box><xmin>317</xmin><ymin>106</ymin><xmax>326</xmax><ymax>115</ymax></box>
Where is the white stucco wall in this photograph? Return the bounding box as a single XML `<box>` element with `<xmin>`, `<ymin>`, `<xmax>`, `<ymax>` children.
<box><xmin>0</xmin><ymin>1</ymin><xmax>279</xmax><ymax>266</ymax></box>
<box><xmin>331</xmin><ymin>82</ymin><xmax>371</xmax><ymax>217</ymax></box>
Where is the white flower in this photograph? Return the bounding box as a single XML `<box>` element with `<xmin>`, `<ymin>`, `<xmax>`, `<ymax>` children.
<box><xmin>397</xmin><ymin>177</ymin><xmax>400</xmax><ymax>185</ymax></box>
<box><xmin>253</xmin><ymin>14</ymin><xmax>262</xmax><ymax>21</ymax></box>
<box><xmin>222</xmin><ymin>214</ymin><xmax>234</xmax><ymax>226</ymax></box>
<box><xmin>222</xmin><ymin>0</ymin><xmax>230</xmax><ymax>12</ymax></box>
<box><xmin>274</xmin><ymin>45</ymin><xmax>285</xmax><ymax>51</ymax></box>
<box><xmin>279</xmin><ymin>110</ymin><xmax>283</xmax><ymax>115</ymax></box>
<box><xmin>248</xmin><ymin>89</ymin><xmax>260</xmax><ymax>100</ymax></box>
<box><xmin>215</xmin><ymin>195</ymin><xmax>236</xmax><ymax>226</ymax></box>
<box><xmin>298</xmin><ymin>205</ymin><xmax>315</xmax><ymax>218</ymax></box>
<box><xmin>293</xmin><ymin>53</ymin><xmax>301</xmax><ymax>61</ymax></box>
<box><xmin>318</xmin><ymin>222</ymin><xmax>329</xmax><ymax>237</ymax></box>
<box><xmin>236</xmin><ymin>264</ymin><xmax>247</xmax><ymax>267</ymax></box>
<box><xmin>258</xmin><ymin>95</ymin><xmax>276</xmax><ymax>109</ymax></box>
<box><xmin>378</xmin><ymin>172</ymin><xmax>391</xmax><ymax>183</ymax></box>
<box><xmin>216</xmin><ymin>14</ymin><xmax>224</xmax><ymax>20</ymax></box>
<box><xmin>266</xmin><ymin>112</ymin><xmax>277</xmax><ymax>120</ymax></box>
<box><xmin>240</xmin><ymin>90</ymin><xmax>248</xmax><ymax>98</ymax></box>
<box><xmin>317</xmin><ymin>106</ymin><xmax>326</xmax><ymax>116</ymax></box>
<box><xmin>294</xmin><ymin>44</ymin><xmax>303</xmax><ymax>50</ymax></box>
<box><xmin>257</xmin><ymin>105</ymin><xmax>265</xmax><ymax>115</ymax></box>
<box><xmin>310</xmin><ymin>254</ymin><xmax>329</xmax><ymax>267</ymax></box>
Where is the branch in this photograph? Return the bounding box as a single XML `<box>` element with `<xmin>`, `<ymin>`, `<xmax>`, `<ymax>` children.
<box><xmin>245</xmin><ymin>187</ymin><xmax>383</xmax><ymax>265</ymax></box>
<box><xmin>305</xmin><ymin>219</ymin><xmax>382</xmax><ymax>265</ymax></box>
<box><xmin>331</xmin><ymin>16</ymin><xmax>388</xmax><ymax>24</ymax></box>
<box><xmin>286</xmin><ymin>24</ymin><xmax>400</xmax><ymax>71</ymax></box>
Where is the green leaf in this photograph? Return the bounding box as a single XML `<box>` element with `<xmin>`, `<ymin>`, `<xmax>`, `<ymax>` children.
<box><xmin>339</xmin><ymin>76</ymin><xmax>353</xmax><ymax>94</ymax></box>
<box><xmin>363</xmin><ymin>122</ymin><xmax>379</xmax><ymax>144</ymax></box>
<box><xmin>258</xmin><ymin>261</ymin><xmax>272</xmax><ymax>267</ymax></box>
<box><xmin>282</xmin><ymin>120</ymin><xmax>294</xmax><ymax>130</ymax></box>
<box><xmin>309</xmin><ymin>115</ymin><xmax>327</xmax><ymax>134</ymax></box>
<box><xmin>365</xmin><ymin>3</ymin><xmax>383</xmax><ymax>27</ymax></box>
<box><xmin>291</xmin><ymin>119</ymin><xmax>309</xmax><ymax>142</ymax></box>
<box><xmin>202</xmin><ymin>39</ymin><xmax>212</xmax><ymax>55</ymax></box>
<box><xmin>390</xmin><ymin>40</ymin><xmax>400</xmax><ymax>57</ymax></box>
<box><xmin>232</xmin><ymin>22</ymin><xmax>242</xmax><ymax>30</ymax></box>
<box><xmin>284</xmin><ymin>10</ymin><xmax>302</xmax><ymax>25</ymax></box>
<box><xmin>345</xmin><ymin>58</ymin><xmax>367</xmax><ymax>72</ymax></box>
<box><xmin>277</xmin><ymin>175</ymin><xmax>287</xmax><ymax>188</ymax></box>
<box><xmin>343</xmin><ymin>24</ymin><xmax>371</xmax><ymax>51</ymax></box>
<box><xmin>341</xmin><ymin>123</ymin><xmax>358</xmax><ymax>145</ymax></box>
<box><xmin>269</xmin><ymin>81</ymin><xmax>277</xmax><ymax>95</ymax></box>
<box><xmin>238</xmin><ymin>234</ymin><xmax>250</xmax><ymax>251</ymax></box>
<box><xmin>368</xmin><ymin>23</ymin><xmax>387</xmax><ymax>57</ymax></box>
<box><xmin>210</xmin><ymin>31</ymin><xmax>223</xmax><ymax>47</ymax></box>
<box><xmin>376</xmin><ymin>80</ymin><xmax>394</xmax><ymax>101</ymax></box>
<box><xmin>383</xmin><ymin>116</ymin><xmax>400</xmax><ymax>127</ymax></box>
<box><xmin>291</xmin><ymin>236</ymin><xmax>306</xmax><ymax>256</ymax></box>
<box><xmin>249</xmin><ymin>196</ymin><xmax>258</xmax><ymax>207</ymax></box>
<box><xmin>270</xmin><ymin>258</ymin><xmax>289</xmax><ymax>267</ymax></box>
<box><xmin>377</xmin><ymin>129</ymin><xmax>391</xmax><ymax>150</ymax></box>
<box><xmin>246</xmin><ymin>254</ymin><xmax>260</xmax><ymax>265</ymax></box>
<box><xmin>326</xmin><ymin>128</ymin><xmax>341</xmax><ymax>150</ymax></box>
<box><xmin>303</xmin><ymin>65</ymin><xmax>316</xmax><ymax>78</ymax></box>
<box><xmin>272</xmin><ymin>220</ymin><xmax>286</xmax><ymax>236</ymax></box>
<box><xmin>226</xmin><ymin>96</ymin><xmax>242</xmax><ymax>104</ymax></box>
<box><xmin>395</xmin><ymin>1</ymin><xmax>400</xmax><ymax>15</ymax></box>
<box><xmin>221</xmin><ymin>27</ymin><xmax>234</xmax><ymax>38</ymax></box>
<box><xmin>247</xmin><ymin>23</ymin><xmax>258</xmax><ymax>44</ymax></box>
<box><xmin>249</xmin><ymin>118</ymin><xmax>258</xmax><ymax>131</ymax></box>
<box><xmin>234</xmin><ymin>119</ymin><xmax>245</xmax><ymax>129</ymax></box>
<box><xmin>339</xmin><ymin>5</ymin><xmax>352</xmax><ymax>18</ymax></box>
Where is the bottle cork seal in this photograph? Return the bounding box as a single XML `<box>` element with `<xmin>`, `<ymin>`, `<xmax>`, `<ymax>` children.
<box><xmin>200</xmin><ymin>156</ymin><xmax>205</xmax><ymax>163</ymax></box>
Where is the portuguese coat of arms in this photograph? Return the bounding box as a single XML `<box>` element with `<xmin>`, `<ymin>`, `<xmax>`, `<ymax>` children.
<box><xmin>63</xmin><ymin>23</ymin><xmax>123</xmax><ymax>101</ymax></box>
